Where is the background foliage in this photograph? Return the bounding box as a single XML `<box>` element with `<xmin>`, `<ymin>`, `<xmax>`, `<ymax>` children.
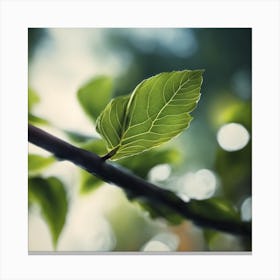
<box><xmin>28</xmin><ymin>28</ymin><xmax>251</xmax><ymax>252</ymax></box>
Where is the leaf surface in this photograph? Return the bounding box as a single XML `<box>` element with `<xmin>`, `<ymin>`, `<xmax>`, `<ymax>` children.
<box><xmin>28</xmin><ymin>113</ymin><xmax>49</xmax><ymax>125</ymax></box>
<box><xmin>78</xmin><ymin>76</ymin><xmax>113</xmax><ymax>121</ymax></box>
<box><xmin>96</xmin><ymin>70</ymin><xmax>204</xmax><ymax>160</ymax></box>
<box><xmin>79</xmin><ymin>169</ymin><xmax>103</xmax><ymax>194</ymax></box>
<box><xmin>28</xmin><ymin>177</ymin><xmax>68</xmax><ymax>248</ymax></box>
<box><xmin>28</xmin><ymin>154</ymin><xmax>55</xmax><ymax>176</ymax></box>
<box><xmin>28</xmin><ymin>88</ymin><xmax>40</xmax><ymax>111</ymax></box>
<box><xmin>28</xmin><ymin>88</ymin><xmax>49</xmax><ymax>125</ymax></box>
<box><xmin>64</xmin><ymin>130</ymin><xmax>96</xmax><ymax>143</ymax></box>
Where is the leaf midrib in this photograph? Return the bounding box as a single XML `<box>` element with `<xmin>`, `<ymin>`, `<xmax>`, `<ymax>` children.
<box><xmin>119</xmin><ymin>75</ymin><xmax>191</xmax><ymax>144</ymax></box>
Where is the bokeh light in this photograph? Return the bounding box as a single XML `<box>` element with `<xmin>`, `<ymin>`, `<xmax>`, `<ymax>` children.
<box><xmin>241</xmin><ymin>197</ymin><xmax>252</xmax><ymax>222</ymax></box>
<box><xmin>178</xmin><ymin>169</ymin><xmax>217</xmax><ymax>200</ymax></box>
<box><xmin>142</xmin><ymin>240</ymin><xmax>171</xmax><ymax>252</ymax></box>
<box><xmin>148</xmin><ymin>164</ymin><xmax>171</xmax><ymax>182</ymax></box>
<box><xmin>217</xmin><ymin>123</ymin><xmax>250</xmax><ymax>151</ymax></box>
<box><xmin>141</xmin><ymin>232</ymin><xmax>179</xmax><ymax>252</ymax></box>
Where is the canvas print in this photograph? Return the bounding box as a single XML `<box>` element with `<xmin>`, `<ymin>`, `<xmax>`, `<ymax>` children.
<box><xmin>28</xmin><ymin>28</ymin><xmax>251</xmax><ymax>252</ymax></box>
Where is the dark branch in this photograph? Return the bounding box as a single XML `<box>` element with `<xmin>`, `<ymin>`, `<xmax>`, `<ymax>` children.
<box><xmin>28</xmin><ymin>124</ymin><xmax>251</xmax><ymax>237</ymax></box>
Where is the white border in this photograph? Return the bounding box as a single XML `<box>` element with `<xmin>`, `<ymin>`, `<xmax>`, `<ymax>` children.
<box><xmin>1</xmin><ymin>0</ymin><xmax>279</xmax><ymax>279</ymax></box>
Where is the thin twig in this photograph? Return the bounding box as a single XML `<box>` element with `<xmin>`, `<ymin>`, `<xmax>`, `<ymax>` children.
<box><xmin>28</xmin><ymin>124</ymin><xmax>251</xmax><ymax>236</ymax></box>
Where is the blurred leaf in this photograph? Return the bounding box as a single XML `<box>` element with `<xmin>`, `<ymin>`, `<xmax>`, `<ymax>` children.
<box><xmin>96</xmin><ymin>70</ymin><xmax>204</xmax><ymax>160</ymax></box>
<box><xmin>210</xmin><ymin>97</ymin><xmax>251</xmax><ymax>130</ymax></box>
<box><xmin>215</xmin><ymin>143</ymin><xmax>251</xmax><ymax>202</ymax></box>
<box><xmin>118</xmin><ymin>147</ymin><xmax>181</xmax><ymax>178</ymax></box>
<box><xmin>28</xmin><ymin>113</ymin><xmax>48</xmax><ymax>125</ymax></box>
<box><xmin>188</xmin><ymin>197</ymin><xmax>240</xmax><ymax>223</ymax></box>
<box><xmin>203</xmin><ymin>228</ymin><xmax>246</xmax><ymax>251</ymax></box>
<box><xmin>105</xmin><ymin>190</ymin><xmax>160</xmax><ymax>251</ymax></box>
<box><xmin>207</xmin><ymin>232</ymin><xmax>243</xmax><ymax>251</ymax></box>
<box><xmin>64</xmin><ymin>130</ymin><xmax>96</xmax><ymax>144</ymax></box>
<box><xmin>28</xmin><ymin>88</ymin><xmax>40</xmax><ymax>111</ymax></box>
<box><xmin>28</xmin><ymin>154</ymin><xmax>55</xmax><ymax>176</ymax></box>
<box><xmin>79</xmin><ymin>169</ymin><xmax>103</xmax><ymax>194</ymax></box>
<box><xmin>28</xmin><ymin>88</ymin><xmax>49</xmax><ymax>125</ymax></box>
<box><xmin>77</xmin><ymin>76</ymin><xmax>113</xmax><ymax>121</ymax></box>
<box><xmin>136</xmin><ymin>199</ymin><xmax>184</xmax><ymax>225</ymax></box>
<box><xmin>79</xmin><ymin>138</ymin><xmax>107</xmax><ymax>155</ymax></box>
<box><xmin>28</xmin><ymin>177</ymin><xmax>68</xmax><ymax>247</ymax></box>
<box><xmin>203</xmin><ymin>229</ymin><xmax>217</xmax><ymax>245</ymax></box>
<box><xmin>78</xmin><ymin>139</ymin><xmax>107</xmax><ymax>193</ymax></box>
<box><xmin>210</xmin><ymin>97</ymin><xmax>252</xmax><ymax>203</ymax></box>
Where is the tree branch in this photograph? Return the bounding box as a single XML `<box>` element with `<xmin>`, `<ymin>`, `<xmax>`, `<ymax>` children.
<box><xmin>28</xmin><ymin>124</ymin><xmax>251</xmax><ymax>237</ymax></box>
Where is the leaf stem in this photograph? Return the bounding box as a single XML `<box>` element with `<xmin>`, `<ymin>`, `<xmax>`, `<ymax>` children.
<box><xmin>101</xmin><ymin>147</ymin><xmax>119</xmax><ymax>161</ymax></box>
<box><xmin>28</xmin><ymin>124</ymin><xmax>251</xmax><ymax>237</ymax></box>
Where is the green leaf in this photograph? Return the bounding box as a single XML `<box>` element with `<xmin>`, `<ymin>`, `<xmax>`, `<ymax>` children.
<box><xmin>96</xmin><ymin>70</ymin><xmax>204</xmax><ymax>160</ymax></box>
<box><xmin>28</xmin><ymin>177</ymin><xmax>68</xmax><ymax>248</ymax></box>
<box><xmin>28</xmin><ymin>88</ymin><xmax>40</xmax><ymax>111</ymax></box>
<box><xmin>188</xmin><ymin>198</ymin><xmax>240</xmax><ymax>223</ymax></box>
<box><xmin>79</xmin><ymin>169</ymin><xmax>103</xmax><ymax>194</ymax></box>
<box><xmin>79</xmin><ymin>138</ymin><xmax>108</xmax><ymax>155</ymax></box>
<box><xmin>64</xmin><ymin>130</ymin><xmax>96</xmax><ymax>144</ymax></box>
<box><xmin>28</xmin><ymin>88</ymin><xmax>49</xmax><ymax>125</ymax></box>
<box><xmin>77</xmin><ymin>76</ymin><xmax>113</xmax><ymax>121</ymax></box>
<box><xmin>28</xmin><ymin>154</ymin><xmax>56</xmax><ymax>176</ymax></box>
<box><xmin>96</xmin><ymin>95</ymin><xmax>130</xmax><ymax>154</ymax></box>
<box><xmin>28</xmin><ymin>113</ymin><xmax>48</xmax><ymax>125</ymax></box>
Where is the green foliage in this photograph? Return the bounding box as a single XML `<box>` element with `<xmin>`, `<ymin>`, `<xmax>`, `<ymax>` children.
<box><xmin>105</xmin><ymin>190</ymin><xmax>160</xmax><ymax>251</ymax></box>
<box><xmin>79</xmin><ymin>169</ymin><xmax>103</xmax><ymax>194</ymax></box>
<box><xmin>28</xmin><ymin>88</ymin><xmax>40</xmax><ymax>110</ymax></box>
<box><xmin>211</xmin><ymin>97</ymin><xmax>251</xmax><ymax>130</ymax></box>
<box><xmin>188</xmin><ymin>198</ymin><xmax>240</xmax><ymax>223</ymax></box>
<box><xmin>28</xmin><ymin>177</ymin><xmax>68</xmax><ymax>247</ymax></box>
<box><xmin>28</xmin><ymin>88</ymin><xmax>48</xmax><ymax>125</ymax></box>
<box><xmin>96</xmin><ymin>95</ymin><xmax>129</xmax><ymax>155</ymax></box>
<box><xmin>215</xmin><ymin>143</ymin><xmax>251</xmax><ymax>203</ymax></box>
<box><xmin>135</xmin><ymin>195</ymin><xmax>240</xmax><ymax>228</ymax></box>
<box><xmin>79</xmin><ymin>138</ymin><xmax>108</xmax><ymax>154</ymax></box>
<box><xmin>28</xmin><ymin>29</ymin><xmax>252</xmax><ymax>251</ymax></box>
<box><xmin>64</xmin><ymin>130</ymin><xmax>95</xmax><ymax>143</ymax></box>
<box><xmin>28</xmin><ymin>154</ymin><xmax>55</xmax><ymax>176</ymax></box>
<box><xmin>78</xmin><ymin>76</ymin><xmax>113</xmax><ymax>121</ymax></box>
<box><xmin>96</xmin><ymin>70</ymin><xmax>204</xmax><ymax>160</ymax></box>
<box><xmin>28</xmin><ymin>113</ymin><xmax>48</xmax><ymax>125</ymax></box>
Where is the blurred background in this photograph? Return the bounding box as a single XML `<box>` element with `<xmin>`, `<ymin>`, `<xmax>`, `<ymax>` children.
<box><xmin>28</xmin><ymin>28</ymin><xmax>251</xmax><ymax>252</ymax></box>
